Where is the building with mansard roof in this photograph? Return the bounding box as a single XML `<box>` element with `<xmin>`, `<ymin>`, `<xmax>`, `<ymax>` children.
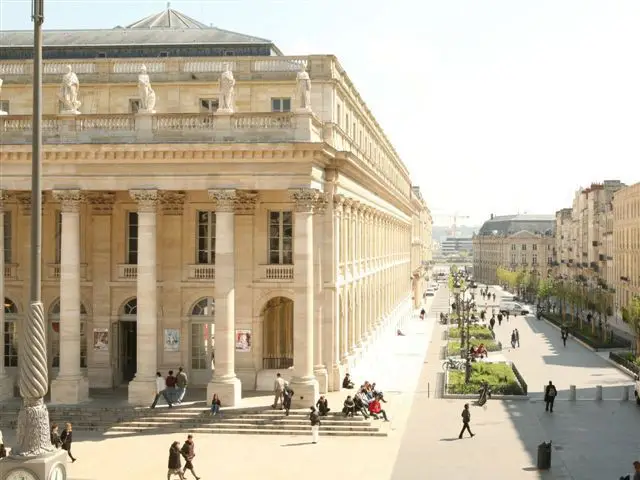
<box><xmin>0</xmin><ymin>7</ymin><xmax>431</xmax><ymax>406</ymax></box>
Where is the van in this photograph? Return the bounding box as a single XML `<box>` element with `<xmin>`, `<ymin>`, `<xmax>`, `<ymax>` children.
<box><xmin>635</xmin><ymin>376</ymin><xmax>640</xmax><ymax>405</ymax></box>
<box><xmin>501</xmin><ymin>293</ymin><xmax>516</xmax><ymax>302</ymax></box>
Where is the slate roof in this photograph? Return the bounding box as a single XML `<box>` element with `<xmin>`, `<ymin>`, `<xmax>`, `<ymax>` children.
<box><xmin>0</xmin><ymin>8</ymin><xmax>274</xmax><ymax>48</ymax></box>
<box><xmin>478</xmin><ymin>214</ymin><xmax>555</xmax><ymax>236</ymax></box>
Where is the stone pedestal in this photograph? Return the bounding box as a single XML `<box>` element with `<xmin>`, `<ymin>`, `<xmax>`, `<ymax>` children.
<box><xmin>289</xmin><ymin>378</ymin><xmax>319</xmax><ymax>409</ymax></box>
<box><xmin>206</xmin><ymin>377</ymin><xmax>241</xmax><ymax>407</ymax></box>
<box><xmin>135</xmin><ymin>113</ymin><xmax>154</xmax><ymax>142</ymax></box>
<box><xmin>313</xmin><ymin>366</ymin><xmax>329</xmax><ymax>394</ymax></box>
<box><xmin>128</xmin><ymin>378</ymin><xmax>156</xmax><ymax>406</ymax></box>
<box><xmin>0</xmin><ymin>449</ymin><xmax>67</xmax><ymax>480</ymax></box>
<box><xmin>0</xmin><ymin>375</ymin><xmax>13</xmax><ymax>401</ymax></box>
<box><xmin>50</xmin><ymin>376</ymin><xmax>89</xmax><ymax>405</ymax></box>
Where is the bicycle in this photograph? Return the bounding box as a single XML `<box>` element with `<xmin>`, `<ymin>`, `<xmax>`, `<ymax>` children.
<box><xmin>442</xmin><ymin>357</ymin><xmax>466</xmax><ymax>371</ymax></box>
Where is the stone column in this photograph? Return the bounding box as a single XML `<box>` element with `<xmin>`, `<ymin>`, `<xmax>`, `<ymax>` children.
<box><xmin>51</xmin><ymin>190</ymin><xmax>89</xmax><ymax>404</ymax></box>
<box><xmin>207</xmin><ymin>189</ymin><xmax>241</xmax><ymax>406</ymax></box>
<box><xmin>341</xmin><ymin>200</ymin><xmax>352</xmax><ymax>359</ymax></box>
<box><xmin>349</xmin><ymin>201</ymin><xmax>359</xmax><ymax>354</ymax></box>
<box><xmin>330</xmin><ymin>195</ymin><xmax>343</xmax><ymax>389</ymax></box>
<box><xmin>313</xmin><ymin>194</ymin><xmax>328</xmax><ymax>393</ymax></box>
<box><xmin>0</xmin><ymin>191</ymin><xmax>11</xmax><ymax>400</ymax></box>
<box><xmin>128</xmin><ymin>189</ymin><xmax>158</xmax><ymax>405</ymax></box>
<box><xmin>289</xmin><ymin>188</ymin><xmax>319</xmax><ymax>407</ymax></box>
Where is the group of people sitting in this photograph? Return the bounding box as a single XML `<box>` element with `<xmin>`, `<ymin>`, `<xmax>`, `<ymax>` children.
<box><xmin>341</xmin><ymin>376</ymin><xmax>390</xmax><ymax>421</ymax></box>
<box><xmin>469</xmin><ymin>343</ymin><xmax>488</xmax><ymax>360</ymax></box>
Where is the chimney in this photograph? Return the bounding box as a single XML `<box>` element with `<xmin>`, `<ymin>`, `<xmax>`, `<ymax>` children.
<box><xmin>490</xmin><ymin>213</ymin><xmax>494</xmax><ymax>220</ymax></box>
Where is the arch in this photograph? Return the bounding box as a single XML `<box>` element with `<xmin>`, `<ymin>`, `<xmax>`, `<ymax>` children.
<box><xmin>190</xmin><ymin>297</ymin><xmax>215</xmax><ymax>316</ymax></box>
<box><xmin>189</xmin><ymin>297</ymin><xmax>215</xmax><ymax>375</ymax></box>
<box><xmin>4</xmin><ymin>297</ymin><xmax>18</xmax><ymax>315</ymax></box>
<box><xmin>48</xmin><ymin>298</ymin><xmax>88</xmax><ymax>316</ymax></box>
<box><xmin>261</xmin><ymin>296</ymin><xmax>294</xmax><ymax>370</ymax></box>
<box><xmin>119</xmin><ymin>297</ymin><xmax>137</xmax><ymax>316</ymax></box>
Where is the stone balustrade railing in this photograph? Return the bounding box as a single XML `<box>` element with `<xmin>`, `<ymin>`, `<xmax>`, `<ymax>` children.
<box><xmin>0</xmin><ymin>111</ymin><xmax>319</xmax><ymax>144</ymax></box>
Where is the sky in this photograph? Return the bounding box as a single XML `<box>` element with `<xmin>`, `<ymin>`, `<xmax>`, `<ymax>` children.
<box><xmin>1</xmin><ymin>0</ymin><xmax>639</xmax><ymax>226</ymax></box>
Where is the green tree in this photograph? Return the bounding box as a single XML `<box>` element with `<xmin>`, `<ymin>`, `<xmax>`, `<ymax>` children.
<box><xmin>628</xmin><ymin>296</ymin><xmax>640</xmax><ymax>356</ymax></box>
<box><xmin>537</xmin><ymin>278</ymin><xmax>553</xmax><ymax>308</ymax></box>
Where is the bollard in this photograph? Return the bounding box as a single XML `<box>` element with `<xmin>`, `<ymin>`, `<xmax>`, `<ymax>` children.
<box><xmin>569</xmin><ymin>385</ymin><xmax>577</xmax><ymax>401</ymax></box>
<box><xmin>595</xmin><ymin>385</ymin><xmax>603</xmax><ymax>401</ymax></box>
<box><xmin>622</xmin><ymin>385</ymin><xmax>630</xmax><ymax>401</ymax></box>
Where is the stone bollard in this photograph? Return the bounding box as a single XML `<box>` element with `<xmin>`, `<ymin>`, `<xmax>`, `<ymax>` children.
<box><xmin>569</xmin><ymin>385</ymin><xmax>577</xmax><ymax>401</ymax></box>
<box><xmin>595</xmin><ymin>385</ymin><xmax>603</xmax><ymax>401</ymax></box>
<box><xmin>622</xmin><ymin>385</ymin><xmax>630</xmax><ymax>401</ymax></box>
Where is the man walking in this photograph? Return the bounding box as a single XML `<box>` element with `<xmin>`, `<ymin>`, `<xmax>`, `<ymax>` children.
<box><xmin>544</xmin><ymin>381</ymin><xmax>557</xmax><ymax>413</ymax></box>
<box><xmin>180</xmin><ymin>434</ymin><xmax>200</xmax><ymax>480</ymax></box>
<box><xmin>561</xmin><ymin>327</ymin><xmax>569</xmax><ymax>347</ymax></box>
<box><xmin>176</xmin><ymin>367</ymin><xmax>188</xmax><ymax>404</ymax></box>
<box><xmin>458</xmin><ymin>403</ymin><xmax>475</xmax><ymax>439</ymax></box>
<box><xmin>151</xmin><ymin>371</ymin><xmax>173</xmax><ymax>408</ymax></box>
<box><xmin>272</xmin><ymin>372</ymin><xmax>285</xmax><ymax>409</ymax></box>
<box><xmin>515</xmin><ymin>329</ymin><xmax>520</xmax><ymax>348</ymax></box>
<box><xmin>309</xmin><ymin>406</ymin><xmax>321</xmax><ymax>444</ymax></box>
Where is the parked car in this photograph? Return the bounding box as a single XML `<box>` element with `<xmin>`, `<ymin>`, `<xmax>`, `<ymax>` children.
<box><xmin>635</xmin><ymin>376</ymin><xmax>640</xmax><ymax>406</ymax></box>
<box><xmin>499</xmin><ymin>302</ymin><xmax>530</xmax><ymax>316</ymax></box>
<box><xmin>425</xmin><ymin>288</ymin><xmax>435</xmax><ymax>297</ymax></box>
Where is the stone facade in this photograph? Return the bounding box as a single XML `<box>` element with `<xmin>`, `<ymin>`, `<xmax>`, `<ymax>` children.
<box><xmin>0</xmin><ymin>14</ymin><xmax>432</xmax><ymax>406</ymax></box>
<box><xmin>410</xmin><ymin>187</ymin><xmax>432</xmax><ymax>308</ymax></box>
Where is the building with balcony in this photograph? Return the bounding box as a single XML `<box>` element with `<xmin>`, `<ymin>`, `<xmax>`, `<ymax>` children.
<box><xmin>472</xmin><ymin>214</ymin><xmax>555</xmax><ymax>285</ymax></box>
<box><xmin>0</xmin><ymin>7</ymin><xmax>431</xmax><ymax>406</ymax></box>
<box><xmin>613</xmin><ymin>182</ymin><xmax>640</xmax><ymax>326</ymax></box>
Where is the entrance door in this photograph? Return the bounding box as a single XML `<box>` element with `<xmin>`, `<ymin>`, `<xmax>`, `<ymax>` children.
<box><xmin>111</xmin><ymin>321</ymin><xmax>121</xmax><ymax>387</ymax></box>
<box><xmin>120</xmin><ymin>321</ymin><xmax>137</xmax><ymax>382</ymax></box>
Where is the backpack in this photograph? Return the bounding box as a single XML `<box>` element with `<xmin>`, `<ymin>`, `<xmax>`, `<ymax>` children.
<box><xmin>548</xmin><ymin>386</ymin><xmax>557</xmax><ymax>398</ymax></box>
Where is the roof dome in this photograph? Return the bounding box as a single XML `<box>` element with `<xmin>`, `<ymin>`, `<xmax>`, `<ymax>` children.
<box><xmin>124</xmin><ymin>7</ymin><xmax>211</xmax><ymax>30</ymax></box>
<box><xmin>478</xmin><ymin>214</ymin><xmax>555</xmax><ymax>237</ymax></box>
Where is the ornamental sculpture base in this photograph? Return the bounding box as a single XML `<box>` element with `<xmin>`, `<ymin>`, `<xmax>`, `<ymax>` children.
<box><xmin>0</xmin><ymin>449</ymin><xmax>67</xmax><ymax>480</ymax></box>
<box><xmin>207</xmin><ymin>376</ymin><xmax>241</xmax><ymax>407</ymax></box>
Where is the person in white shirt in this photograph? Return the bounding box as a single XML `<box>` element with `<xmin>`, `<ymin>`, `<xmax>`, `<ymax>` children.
<box><xmin>151</xmin><ymin>371</ymin><xmax>173</xmax><ymax>408</ymax></box>
<box><xmin>272</xmin><ymin>373</ymin><xmax>286</xmax><ymax>409</ymax></box>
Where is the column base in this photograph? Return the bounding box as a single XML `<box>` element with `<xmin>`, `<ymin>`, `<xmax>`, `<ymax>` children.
<box><xmin>0</xmin><ymin>374</ymin><xmax>14</xmax><ymax>401</ymax></box>
<box><xmin>50</xmin><ymin>376</ymin><xmax>90</xmax><ymax>405</ymax></box>
<box><xmin>0</xmin><ymin>448</ymin><xmax>67</xmax><ymax>479</ymax></box>
<box><xmin>288</xmin><ymin>377</ymin><xmax>319</xmax><ymax>409</ymax></box>
<box><xmin>313</xmin><ymin>366</ymin><xmax>329</xmax><ymax>394</ymax></box>
<box><xmin>128</xmin><ymin>377</ymin><xmax>156</xmax><ymax>406</ymax></box>
<box><xmin>330</xmin><ymin>363</ymin><xmax>343</xmax><ymax>392</ymax></box>
<box><xmin>207</xmin><ymin>376</ymin><xmax>242</xmax><ymax>407</ymax></box>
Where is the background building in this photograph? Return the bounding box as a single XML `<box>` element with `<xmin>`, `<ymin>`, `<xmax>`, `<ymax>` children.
<box><xmin>0</xmin><ymin>7</ymin><xmax>431</xmax><ymax>405</ymax></box>
<box><xmin>410</xmin><ymin>186</ymin><xmax>432</xmax><ymax>308</ymax></box>
<box><xmin>473</xmin><ymin>214</ymin><xmax>555</xmax><ymax>285</ymax></box>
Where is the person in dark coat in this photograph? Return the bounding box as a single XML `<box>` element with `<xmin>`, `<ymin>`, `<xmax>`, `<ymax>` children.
<box><xmin>50</xmin><ymin>424</ymin><xmax>62</xmax><ymax>449</ymax></box>
<box><xmin>316</xmin><ymin>395</ymin><xmax>330</xmax><ymax>416</ymax></box>
<box><xmin>544</xmin><ymin>381</ymin><xmax>557</xmax><ymax>413</ymax></box>
<box><xmin>168</xmin><ymin>441</ymin><xmax>185</xmax><ymax>480</ymax></box>
<box><xmin>180</xmin><ymin>434</ymin><xmax>200</xmax><ymax>480</ymax></box>
<box><xmin>561</xmin><ymin>327</ymin><xmax>569</xmax><ymax>347</ymax></box>
<box><xmin>60</xmin><ymin>422</ymin><xmax>76</xmax><ymax>462</ymax></box>
<box><xmin>282</xmin><ymin>385</ymin><xmax>294</xmax><ymax>416</ymax></box>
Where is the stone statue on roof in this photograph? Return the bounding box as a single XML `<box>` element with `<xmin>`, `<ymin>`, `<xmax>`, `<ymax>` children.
<box><xmin>137</xmin><ymin>65</ymin><xmax>157</xmax><ymax>113</ymax></box>
<box><xmin>295</xmin><ymin>63</ymin><xmax>311</xmax><ymax>112</ymax></box>
<box><xmin>218</xmin><ymin>63</ymin><xmax>235</xmax><ymax>113</ymax></box>
<box><xmin>59</xmin><ymin>65</ymin><xmax>81</xmax><ymax>114</ymax></box>
<box><xmin>0</xmin><ymin>79</ymin><xmax>6</xmax><ymax>115</ymax></box>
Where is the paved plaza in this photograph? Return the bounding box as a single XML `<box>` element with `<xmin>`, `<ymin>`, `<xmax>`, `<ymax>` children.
<box><xmin>2</xmin><ymin>286</ymin><xmax>639</xmax><ymax>479</ymax></box>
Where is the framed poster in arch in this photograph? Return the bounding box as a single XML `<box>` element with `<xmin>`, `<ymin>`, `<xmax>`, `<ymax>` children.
<box><xmin>164</xmin><ymin>328</ymin><xmax>180</xmax><ymax>352</ymax></box>
<box><xmin>235</xmin><ymin>329</ymin><xmax>252</xmax><ymax>352</ymax></box>
<box><xmin>93</xmin><ymin>328</ymin><xmax>109</xmax><ymax>351</ymax></box>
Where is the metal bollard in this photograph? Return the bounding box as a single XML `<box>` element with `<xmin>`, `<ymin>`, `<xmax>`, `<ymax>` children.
<box><xmin>569</xmin><ymin>385</ymin><xmax>577</xmax><ymax>401</ymax></box>
<box><xmin>595</xmin><ymin>385</ymin><xmax>603</xmax><ymax>401</ymax></box>
<box><xmin>622</xmin><ymin>385</ymin><xmax>630</xmax><ymax>401</ymax></box>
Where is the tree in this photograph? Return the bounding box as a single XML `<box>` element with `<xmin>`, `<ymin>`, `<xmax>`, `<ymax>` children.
<box><xmin>537</xmin><ymin>278</ymin><xmax>553</xmax><ymax>308</ymax></box>
<box><xmin>628</xmin><ymin>296</ymin><xmax>640</xmax><ymax>356</ymax></box>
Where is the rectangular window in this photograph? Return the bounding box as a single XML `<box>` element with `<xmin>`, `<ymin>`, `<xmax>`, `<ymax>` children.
<box><xmin>200</xmin><ymin>98</ymin><xmax>219</xmax><ymax>113</ymax></box>
<box><xmin>129</xmin><ymin>99</ymin><xmax>141</xmax><ymax>114</ymax></box>
<box><xmin>4</xmin><ymin>321</ymin><xmax>17</xmax><ymax>367</ymax></box>
<box><xmin>268</xmin><ymin>211</ymin><xmax>293</xmax><ymax>265</ymax></box>
<box><xmin>0</xmin><ymin>100</ymin><xmax>9</xmax><ymax>114</ymax></box>
<box><xmin>521</xmin><ymin>244</ymin><xmax>527</xmax><ymax>250</ymax></box>
<box><xmin>511</xmin><ymin>244</ymin><xmax>516</xmax><ymax>250</ymax></box>
<box><xmin>191</xmin><ymin>323</ymin><xmax>214</xmax><ymax>370</ymax></box>
<box><xmin>532</xmin><ymin>244</ymin><xmax>537</xmax><ymax>251</ymax></box>
<box><xmin>521</xmin><ymin>254</ymin><xmax>527</xmax><ymax>264</ymax></box>
<box><xmin>55</xmin><ymin>211</ymin><xmax>62</xmax><ymax>264</ymax></box>
<box><xmin>3</xmin><ymin>212</ymin><xmax>11</xmax><ymax>264</ymax></box>
<box><xmin>532</xmin><ymin>254</ymin><xmax>538</xmax><ymax>265</ymax></box>
<box><xmin>510</xmin><ymin>254</ymin><xmax>516</xmax><ymax>264</ymax></box>
<box><xmin>196</xmin><ymin>211</ymin><xmax>216</xmax><ymax>264</ymax></box>
<box><xmin>126</xmin><ymin>212</ymin><xmax>138</xmax><ymax>264</ymax></box>
<box><xmin>548</xmin><ymin>256</ymin><xmax>553</xmax><ymax>265</ymax></box>
<box><xmin>271</xmin><ymin>98</ymin><xmax>291</xmax><ymax>112</ymax></box>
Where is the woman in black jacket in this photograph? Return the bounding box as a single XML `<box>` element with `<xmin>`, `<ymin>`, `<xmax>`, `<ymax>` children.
<box><xmin>168</xmin><ymin>441</ymin><xmax>185</xmax><ymax>480</ymax></box>
<box><xmin>60</xmin><ymin>423</ymin><xmax>77</xmax><ymax>462</ymax></box>
<box><xmin>50</xmin><ymin>424</ymin><xmax>62</xmax><ymax>449</ymax></box>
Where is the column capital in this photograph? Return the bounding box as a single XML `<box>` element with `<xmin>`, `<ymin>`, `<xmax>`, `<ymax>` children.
<box><xmin>235</xmin><ymin>191</ymin><xmax>259</xmax><ymax>215</ymax></box>
<box><xmin>333</xmin><ymin>194</ymin><xmax>344</xmax><ymax>216</ymax></box>
<box><xmin>160</xmin><ymin>190</ymin><xmax>185</xmax><ymax>216</ymax></box>
<box><xmin>350</xmin><ymin>201</ymin><xmax>361</xmax><ymax>217</ymax></box>
<box><xmin>87</xmin><ymin>191</ymin><xmax>116</xmax><ymax>215</ymax></box>
<box><xmin>15</xmin><ymin>191</ymin><xmax>44</xmax><ymax>216</ymax></box>
<box><xmin>0</xmin><ymin>190</ymin><xmax>7</xmax><ymax>213</ymax></box>
<box><xmin>289</xmin><ymin>188</ymin><xmax>320</xmax><ymax>213</ymax></box>
<box><xmin>53</xmin><ymin>189</ymin><xmax>84</xmax><ymax>213</ymax></box>
<box><xmin>130</xmin><ymin>189</ymin><xmax>158</xmax><ymax>213</ymax></box>
<box><xmin>314</xmin><ymin>192</ymin><xmax>330</xmax><ymax>215</ymax></box>
<box><xmin>343</xmin><ymin>198</ymin><xmax>353</xmax><ymax>215</ymax></box>
<box><xmin>208</xmin><ymin>189</ymin><xmax>237</xmax><ymax>213</ymax></box>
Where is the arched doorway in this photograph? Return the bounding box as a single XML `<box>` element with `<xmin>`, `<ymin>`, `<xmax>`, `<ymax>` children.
<box><xmin>261</xmin><ymin>297</ymin><xmax>293</xmax><ymax>370</ymax></box>
<box><xmin>3</xmin><ymin>297</ymin><xmax>18</xmax><ymax>369</ymax></box>
<box><xmin>114</xmin><ymin>298</ymin><xmax>137</xmax><ymax>385</ymax></box>
<box><xmin>189</xmin><ymin>297</ymin><xmax>215</xmax><ymax>385</ymax></box>
<box><xmin>48</xmin><ymin>298</ymin><xmax>88</xmax><ymax>377</ymax></box>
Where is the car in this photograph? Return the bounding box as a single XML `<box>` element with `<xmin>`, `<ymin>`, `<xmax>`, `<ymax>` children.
<box><xmin>635</xmin><ymin>376</ymin><xmax>640</xmax><ymax>406</ymax></box>
<box><xmin>499</xmin><ymin>302</ymin><xmax>530</xmax><ymax>316</ymax></box>
<box><xmin>425</xmin><ymin>289</ymin><xmax>435</xmax><ymax>297</ymax></box>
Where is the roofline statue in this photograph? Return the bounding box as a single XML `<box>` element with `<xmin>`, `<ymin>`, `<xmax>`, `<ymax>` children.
<box><xmin>217</xmin><ymin>63</ymin><xmax>235</xmax><ymax>114</ymax></box>
<box><xmin>137</xmin><ymin>65</ymin><xmax>157</xmax><ymax>114</ymax></box>
<box><xmin>295</xmin><ymin>63</ymin><xmax>312</xmax><ymax>113</ymax></box>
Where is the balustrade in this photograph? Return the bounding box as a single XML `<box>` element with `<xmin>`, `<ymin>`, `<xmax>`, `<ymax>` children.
<box><xmin>258</xmin><ymin>264</ymin><xmax>294</xmax><ymax>282</ymax></box>
<box><xmin>186</xmin><ymin>264</ymin><xmax>216</xmax><ymax>281</ymax></box>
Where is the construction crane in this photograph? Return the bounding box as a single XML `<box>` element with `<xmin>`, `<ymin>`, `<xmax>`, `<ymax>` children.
<box><xmin>432</xmin><ymin>211</ymin><xmax>470</xmax><ymax>238</ymax></box>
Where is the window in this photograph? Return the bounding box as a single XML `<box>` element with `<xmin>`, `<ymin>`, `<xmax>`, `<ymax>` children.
<box><xmin>126</xmin><ymin>212</ymin><xmax>138</xmax><ymax>264</ymax></box>
<box><xmin>4</xmin><ymin>297</ymin><xmax>18</xmax><ymax>367</ymax></box>
<box><xmin>55</xmin><ymin>211</ymin><xmax>62</xmax><ymax>264</ymax></box>
<box><xmin>548</xmin><ymin>256</ymin><xmax>553</xmax><ymax>265</ymax></box>
<box><xmin>336</xmin><ymin>104</ymin><xmax>341</xmax><ymax>125</ymax></box>
<box><xmin>511</xmin><ymin>244</ymin><xmax>516</xmax><ymax>251</ymax></box>
<box><xmin>190</xmin><ymin>298</ymin><xmax>215</xmax><ymax>371</ymax></box>
<box><xmin>532</xmin><ymin>254</ymin><xmax>538</xmax><ymax>265</ymax></box>
<box><xmin>0</xmin><ymin>101</ymin><xmax>8</xmax><ymax>114</ymax></box>
<box><xmin>49</xmin><ymin>299</ymin><xmax>88</xmax><ymax>368</ymax></box>
<box><xmin>271</xmin><ymin>98</ymin><xmax>291</xmax><ymax>112</ymax></box>
<box><xmin>196</xmin><ymin>211</ymin><xmax>216</xmax><ymax>264</ymax></box>
<box><xmin>268</xmin><ymin>211</ymin><xmax>293</xmax><ymax>265</ymax></box>
<box><xmin>532</xmin><ymin>244</ymin><xmax>537</xmax><ymax>251</ymax></box>
<box><xmin>200</xmin><ymin>99</ymin><xmax>219</xmax><ymax>113</ymax></box>
<box><xmin>122</xmin><ymin>298</ymin><xmax>137</xmax><ymax>315</ymax></box>
<box><xmin>158</xmin><ymin>51</ymin><xmax>169</xmax><ymax>57</ymax></box>
<box><xmin>96</xmin><ymin>52</ymin><xmax>107</xmax><ymax>58</ymax></box>
<box><xmin>129</xmin><ymin>99</ymin><xmax>141</xmax><ymax>114</ymax></box>
<box><xmin>521</xmin><ymin>254</ymin><xmax>527</xmax><ymax>265</ymax></box>
<box><xmin>521</xmin><ymin>244</ymin><xmax>527</xmax><ymax>251</ymax></box>
<box><xmin>3</xmin><ymin>212</ymin><xmax>11</xmax><ymax>263</ymax></box>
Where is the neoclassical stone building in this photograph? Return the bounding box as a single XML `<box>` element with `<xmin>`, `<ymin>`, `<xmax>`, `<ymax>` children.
<box><xmin>0</xmin><ymin>8</ymin><xmax>431</xmax><ymax>405</ymax></box>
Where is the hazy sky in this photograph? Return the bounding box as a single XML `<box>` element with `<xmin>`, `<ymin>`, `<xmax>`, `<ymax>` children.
<box><xmin>1</xmin><ymin>0</ymin><xmax>639</xmax><ymax>225</ymax></box>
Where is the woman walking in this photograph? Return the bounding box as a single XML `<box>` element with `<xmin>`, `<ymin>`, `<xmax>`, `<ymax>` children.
<box><xmin>50</xmin><ymin>424</ymin><xmax>62</xmax><ymax>449</ymax></box>
<box><xmin>60</xmin><ymin>422</ymin><xmax>77</xmax><ymax>462</ymax></box>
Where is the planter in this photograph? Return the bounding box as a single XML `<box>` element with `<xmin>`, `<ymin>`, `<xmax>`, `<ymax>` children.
<box><xmin>443</xmin><ymin>361</ymin><xmax>528</xmax><ymax>399</ymax></box>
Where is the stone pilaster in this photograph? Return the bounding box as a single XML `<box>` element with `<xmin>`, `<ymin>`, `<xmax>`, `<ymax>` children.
<box><xmin>313</xmin><ymin>194</ymin><xmax>329</xmax><ymax>393</ymax></box>
<box><xmin>341</xmin><ymin>199</ymin><xmax>352</xmax><ymax>361</ymax></box>
<box><xmin>330</xmin><ymin>195</ymin><xmax>344</xmax><ymax>388</ymax></box>
<box><xmin>206</xmin><ymin>189</ymin><xmax>241</xmax><ymax>406</ymax></box>
<box><xmin>0</xmin><ymin>191</ymin><xmax>12</xmax><ymax>400</ymax></box>
<box><xmin>349</xmin><ymin>201</ymin><xmax>359</xmax><ymax>354</ymax></box>
<box><xmin>288</xmin><ymin>188</ymin><xmax>320</xmax><ymax>407</ymax></box>
<box><xmin>50</xmin><ymin>190</ymin><xmax>89</xmax><ymax>404</ymax></box>
<box><xmin>128</xmin><ymin>189</ymin><xmax>158</xmax><ymax>405</ymax></box>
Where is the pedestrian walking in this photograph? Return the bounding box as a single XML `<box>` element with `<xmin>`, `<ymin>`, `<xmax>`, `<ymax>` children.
<box><xmin>50</xmin><ymin>424</ymin><xmax>62</xmax><ymax>449</ymax></box>
<box><xmin>180</xmin><ymin>434</ymin><xmax>200</xmax><ymax>480</ymax></box>
<box><xmin>506</xmin><ymin>311</ymin><xmax>510</xmax><ymax>321</ymax></box>
<box><xmin>544</xmin><ymin>381</ymin><xmax>557</xmax><ymax>413</ymax></box>
<box><xmin>515</xmin><ymin>329</ymin><xmax>520</xmax><ymax>347</ymax></box>
<box><xmin>458</xmin><ymin>403</ymin><xmax>474</xmax><ymax>439</ymax></box>
<box><xmin>272</xmin><ymin>372</ymin><xmax>286</xmax><ymax>409</ymax></box>
<box><xmin>498</xmin><ymin>314</ymin><xmax>503</xmax><ymax>326</ymax></box>
<box><xmin>176</xmin><ymin>367</ymin><xmax>188</xmax><ymax>404</ymax></box>
<box><xmin>511</xmin><ymin>330</ymin><xmax>517</xmax><ymax>349</ymax></box>
<box><xmin>309</xmin><ymin>406</ymin><xmax>321</xmax><ymax>444</ymax></box>
<box><xmin>561</xmin><ymin>327</ymin><xmax>568</xmax><ymax>347</ymax></box>
<box><xmin>167</xmin><ymin>441</ymin><xmax>185</xmax><ymax>480</ymax></box>
<box><xmin>60</xmin><ymin>422</ymin><xmax>77</xmax><ymax>462</ymax></box>
<box><xmin>283</xmin><ymin>384</ymin><xmax>294</xmax><ymax>416</ymax></box>
<box><xmin>152</xmin><ymin>371</ymin><xmax>173</xmax><ymax>408</ymax></box>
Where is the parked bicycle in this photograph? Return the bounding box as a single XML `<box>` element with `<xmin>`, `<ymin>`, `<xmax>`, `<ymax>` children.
<box><xmin>442</xmin><ymin>357</ymin><xmax>466</xmax><ymax>371</ymax></box>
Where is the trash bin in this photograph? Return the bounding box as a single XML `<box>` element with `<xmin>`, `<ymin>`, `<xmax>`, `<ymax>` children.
<box><xmin>537</xmin><ymin>441</ymin><xmax>552</xmax><ymax>469</ymax></box>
